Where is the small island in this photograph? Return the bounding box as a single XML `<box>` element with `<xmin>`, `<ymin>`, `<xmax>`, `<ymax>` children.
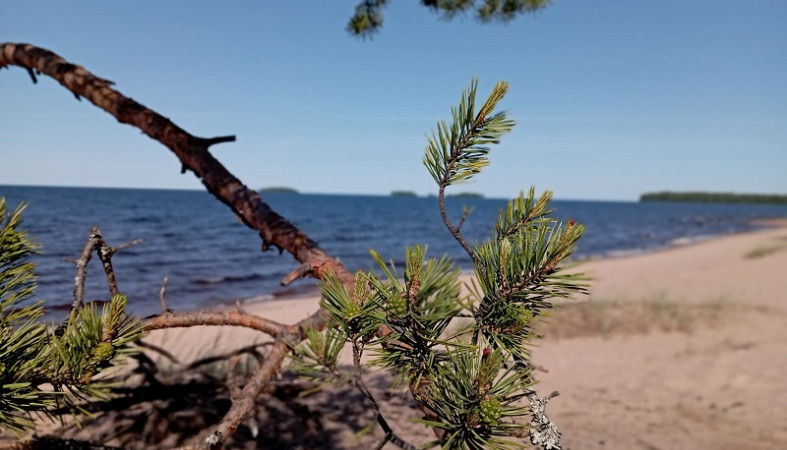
<box><xmin>390</xmin><ymin>190</ymin><xmax>418</xmax><ymax>197</ymax></box>
<box><xmin>640</xmin><ymin>191</ymin><xmax>787</xmax><ymax>205</ymax></box>
<box><xmin>447</xmin><ymin>192</ymin><xmax>484</xmax><ymax>199</ymax></box>
<box><xmin>259</xmin><ymin>186</ymin><xmax>299</xmax><ymax>194</ymax></box>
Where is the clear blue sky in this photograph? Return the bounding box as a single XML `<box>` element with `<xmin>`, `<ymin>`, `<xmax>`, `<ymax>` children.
<box><xmin>2</xmin><ymin>0</ymin><xmax>785</xmax><ymax>200</ymax></box>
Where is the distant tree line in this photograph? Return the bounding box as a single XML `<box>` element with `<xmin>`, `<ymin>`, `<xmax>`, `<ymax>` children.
<box><xmin>259</xmin><ymin>186</ymin><xmax>299</xmax><ymax>194</ymax></box>
<box><xmin>641</xmin><ymin>191</ymin><xmax>787</xmax><ymax>205</ymax></box>
<box><xmin>390</xmin><ymin>190</ymin><xmax>418</xmax><ymax>197</ymax></box>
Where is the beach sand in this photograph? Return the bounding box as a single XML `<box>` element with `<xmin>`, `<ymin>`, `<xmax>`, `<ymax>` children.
<box><xmin>53</xmin><ymin>225</ymin><xmax>787</xmax><ymax>448</ymax></box>
<box><xmin>536</xmin><ymin>224</ymin><xmax>787</xmax><ymax>450</ymax></box>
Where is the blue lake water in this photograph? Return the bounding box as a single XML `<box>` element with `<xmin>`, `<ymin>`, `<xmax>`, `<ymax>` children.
<box><xmin>2</xmin><ymin>185</ymin><xmax>786</xmax><ymax>318</ymax></box>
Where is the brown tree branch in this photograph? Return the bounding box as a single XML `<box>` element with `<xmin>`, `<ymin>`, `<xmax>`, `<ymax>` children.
<box><xmin>1</xmin><ymin>42</ymin><xmax>356</xmax><ymax>448</ymax></box>
<box><xmin>94</xmin><ymin>230</ymin><xmax>121</xmax><ymax>297</ymax></box>
<box><xmin>280</xmin><ymin>262</ymin><xmax>311</xmax><ymax>286</ymax></box>
<box><xmin>66</xmin><ymin>226</ymin><xmax>101</xmax><ymax>315</ymax></box>
<box><xmin>111</xmin><ymin>237</ymin><xmax>143</xmax><ymax>256</ymax></box>
<box><xmin>142</xmin><ymin>310</ymin><xmax>290</xmax><ymax>338</ymax></box>
<box><xmin>56</xmin><ymin>226</ymin><xmax>140</xmax><ymax>337</ymax></box>
<box><xmin>0</xmin><ymin>43</ymin><xmax>354</xmax><ymax>289</ymax></box>
<box><xmin>0</xmin><ymin>42</ymin><xmax>453</xmax><ymax>449</ymax></box>
<box><xmin>62</xmin><ymin>226</ymin><xmax>142</xmax><ymax>316</ymax></box>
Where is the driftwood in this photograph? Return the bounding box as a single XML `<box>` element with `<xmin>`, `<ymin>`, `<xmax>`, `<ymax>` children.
<box><xmin>1</xmin><ymin>42</ymin><xmax>357</xmax><ymax>449</ymax></box>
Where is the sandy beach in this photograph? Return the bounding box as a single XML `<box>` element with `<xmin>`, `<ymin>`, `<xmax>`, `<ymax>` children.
<box><xmin>53</xmin><ymin>224</ymin><xmax>787</xmax><ymax>449</ymax></box>
<box><xmin>535</xmin><ymin>223</ymin><xmax>787</xmax><ymax>450</ymax></box>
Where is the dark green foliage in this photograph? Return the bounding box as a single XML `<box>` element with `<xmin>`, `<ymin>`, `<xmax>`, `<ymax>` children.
<box><xmin>640</xmin><ymin>191</ymin><xmax>787</xmax><ymax>205</ymax></box>
<box><xmin>1</xmin><ymin>199</ymin><xmax>50</xmax><ymax>435</ymax></box>
<box><xmin>420</xmin><ymin>348</ymin><xmax>532</xmax><ymax>450</ymax></box>
<box><xmin>348</xmin><ymin>0</ymin><xmax>552</xmax><ymax>37</ymax></box>
<box><xmin>47</xmin><ymin>294</ymin><xmax>142</xmax><ymax>403</ymax></box>
<box><xmin>288</xmin><ymin>325</ymin><xmax>348</xmax><ymax>389</ymax></box>
<box><xmin>447</xmin><ymin>192</ymin><xmax>485</xmax><ymax>199</ymax></box>
<box><xmin>0</xmin><ymin>198</ymin><xmax>143</xmax><ymax>436</ymax></box>
<box><xmin>368</xmin><ymin>246</ymin><xmax>467</xmax><ymax>387</ymax></box>
<box><xmin>474</xmin><ymin>189</ymin><xmax>586</xmax><ymax>358</ymax></box>
<box><xmin>347</xmin><ymin>0</ymin><xmax>387</xmax><ymax>38</ymax></box>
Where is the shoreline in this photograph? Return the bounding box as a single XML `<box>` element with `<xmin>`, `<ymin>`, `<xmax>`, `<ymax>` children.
<box><xmin>227</xmin><ymin>216</ymin><xmax>787</xmax><ymax>308</ymax></box>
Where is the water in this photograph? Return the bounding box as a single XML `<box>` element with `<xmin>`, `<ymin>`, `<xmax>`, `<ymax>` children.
<box><xmin>2</xmin><ymin>185</ymin><xmax>786</xmax><ymax>318</ymax></box>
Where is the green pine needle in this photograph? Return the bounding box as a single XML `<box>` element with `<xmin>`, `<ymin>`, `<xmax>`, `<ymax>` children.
<box><xmin>1</xmin><ymin>197</ymin><xmax>144</xmax><ymax>435</ymax></box>
<box><xmin>423</xmin><ymin>78</ymin><xmax>515</xmax><ymax>188</ymax></box>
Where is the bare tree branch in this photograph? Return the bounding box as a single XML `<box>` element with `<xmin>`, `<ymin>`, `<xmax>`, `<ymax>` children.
<box><xmin>111</xmin><ymin>237</ymin><xmax>143</xmax><ymax>256</ymax></box>
<box><xmin>0</xmin><ymin>43</ymin><xmax>354</xmax><ymax>289</ymax></box>
<box><xmin>66</xmin><ymin>226</ymin><xmax>101</xmax><ymax>315</ymax></box>
<box><xmin>94</xmin><ymin>230</ymin><xmax>121</xmax><ymax>297</ymax></box>
<box><xmin>0</xmin><ymin>42</ymin><xmax>456</xmax><ymax>449</ymax></box>
<box><xmin>1</xmin><ymin>42</ymin><xmax>357</xmax><ymax>448</ymax></box>
<box><xmin>142</xmin><ymin>310</ymin><xmax>290</xmax><ymax>338</ymax></box>
<box><xmin>280</xmin><ymin>262</ymin><xmax>311</xmax><ymax>286</ymax></box>
<box><xmin>62</xmin><ymin>226</ymin><xmax>142</xmax><ymax>317</ymax></box>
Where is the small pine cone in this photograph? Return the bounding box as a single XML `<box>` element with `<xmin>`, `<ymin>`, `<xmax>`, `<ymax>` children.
<box><xmin>479</xmin><ymin>397</ymin><xmax>503</xmax><ymax>425</ymax></box>
<box><xmin>92</xmin><ymin>342</ymin><xmax>116</xmax><ymax>362</ymax></box>
<box><xmin>388</xmin><ymin>296</ymin><xmax>408</xmax><ymax>316</ymax></box>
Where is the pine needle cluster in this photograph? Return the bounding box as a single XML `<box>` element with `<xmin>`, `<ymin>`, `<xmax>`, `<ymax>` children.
<box><xmin>290</xmin><ymin>80</ymin><xmax>586</xmax><ymax>449</ymax></box>
<box><xmin>347</xmin><ymin>1</ymin><xmax>553</xmax><ymax>37</ymax></box>
<box><xmin>0</xmin><ymin>198</ymin><xmax>143</xmax><ymax>436</ymax></box>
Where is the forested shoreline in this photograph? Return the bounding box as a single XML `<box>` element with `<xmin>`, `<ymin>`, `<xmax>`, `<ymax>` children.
<box><xmin>641</xmin><ymin>191</ymin><xmax>787</xmax><ymax>205</ymax></box>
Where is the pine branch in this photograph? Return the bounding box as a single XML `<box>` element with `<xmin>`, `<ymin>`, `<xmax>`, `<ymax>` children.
<box><xmin>495</xmin><ymin>188</ymin><xmax>553</xmax><ymax>241</ymax></box>
<box><xmin>423</xmin><ymin>79</ymin><xmax>514</xmax><ymax>188</ymax></box>
<box><xmin>424</xmin><ymin>79</ymin><xmax>515</xmax><ymax>265</ymax></box>
<box><xmin>0</xmin><ymin>199</ymin><xmax>51</xmax><ymax>435</ymax></box>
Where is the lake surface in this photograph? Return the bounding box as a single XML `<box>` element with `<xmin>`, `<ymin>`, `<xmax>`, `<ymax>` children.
<box><xmin>2</xmin><ymin>185</ymin><xmax>786</xmax><ymax>318</ymax></box>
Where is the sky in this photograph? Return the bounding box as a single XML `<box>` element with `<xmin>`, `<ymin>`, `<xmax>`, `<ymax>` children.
<box><xmin>2</xmin><ymin>0</ymin><xmax>785</xmax><ymax>201</ymax></box>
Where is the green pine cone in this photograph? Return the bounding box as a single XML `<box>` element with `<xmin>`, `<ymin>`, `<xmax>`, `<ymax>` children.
<box><xmin>345</xmin><ymin>302</ymin><xmax>361</xmax><ymax>318</ymax></box>
<box><xmin>388</xmin><ymin>296</ymin><xmax>408</xmax><ymax>317</ymax></box>
<box><xmin>92</xmin><ymin>342</ymin><xmax>116</xmax><ymax>362</ymax></box>
<box><xmin>479</xmin><ymin>397</ymin><xmax>502</xmax><ymax>425</ymax></box>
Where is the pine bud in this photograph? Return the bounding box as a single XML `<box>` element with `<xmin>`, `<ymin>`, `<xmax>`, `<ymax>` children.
<box><xmin>345</xmin><ymin>302</ymin><xmax>361</xmax><ymax>318</ymax></box>
<box><xmin>311</xmin><ymin>331</ymin><xmax>325</xmax><ymax>358</ymax></box>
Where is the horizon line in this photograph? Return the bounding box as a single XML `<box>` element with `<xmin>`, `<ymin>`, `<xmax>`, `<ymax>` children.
<box><xmin>0</xmin><ymin>183</ymin><xmax>645</xmax><ymax>203</ymax></box>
